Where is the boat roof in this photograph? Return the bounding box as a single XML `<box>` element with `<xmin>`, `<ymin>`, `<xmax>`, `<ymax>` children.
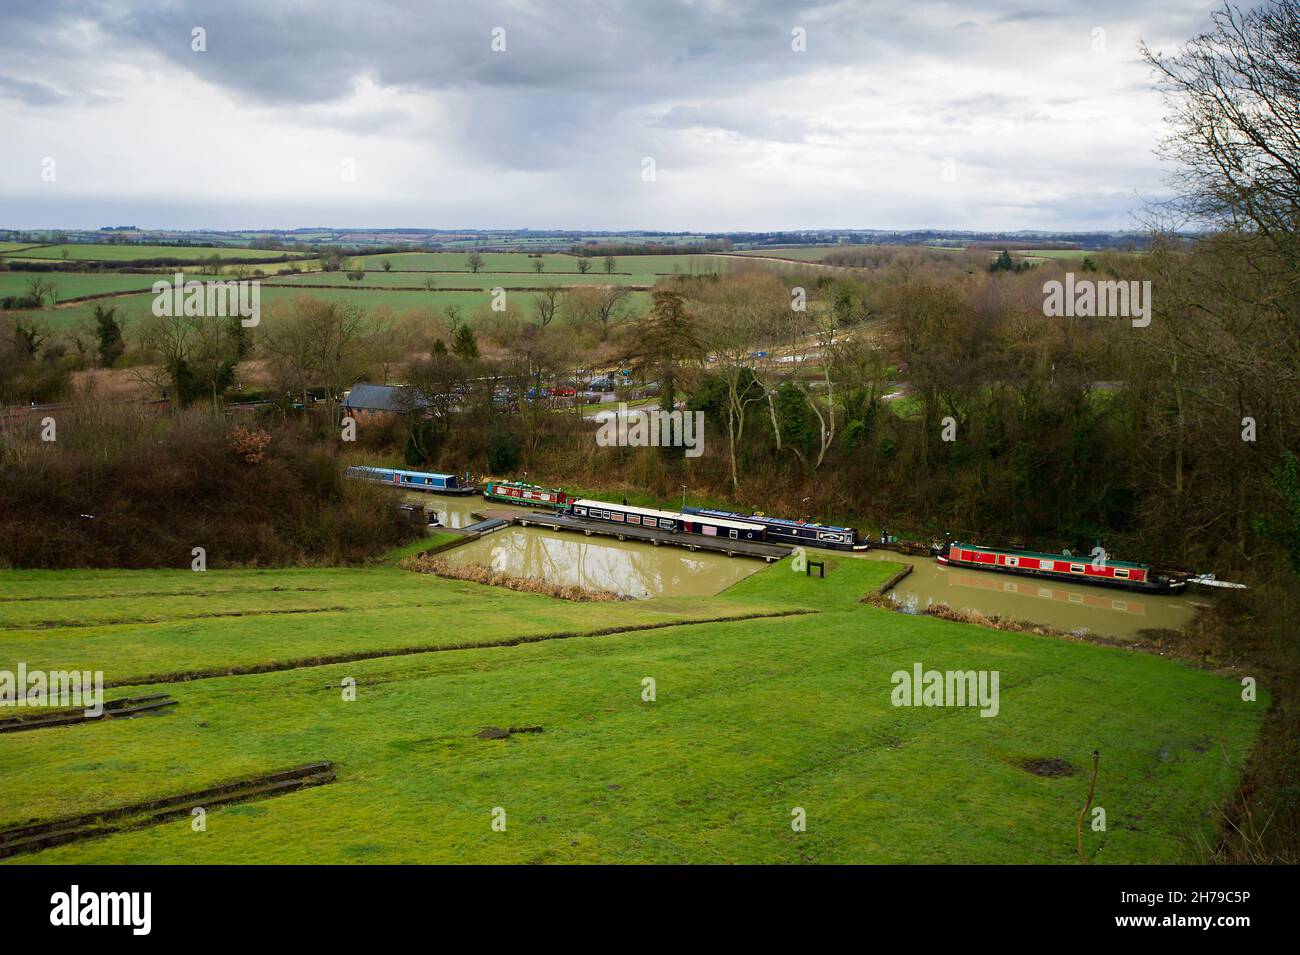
<box><xmin>572</xmin><ymin>499</ymin><xmax>683</xmax><ymax>521</ymax></box>
<box><xmin>952</xmin><ymin>542</ymin><xmax>1148</xmax><ymax>569</ymax></box>
<box><xmin>491</xmin><ymin>480</ymin><xmax>561</xmax><ymax>492</ymax></box>
<box><xmin>573</xmin><ymin>499</ymin><xmax>765</xmax><ymax>532</ymax></box>
<box><xmin>353</xmin><ymin>465</ymin><xmax>455</xmax><ymax>481</ymax></box>
<box><xmin>687</xmin><ymin>506</ymin><xmax>856</xmax><ymax>534</ymax></box>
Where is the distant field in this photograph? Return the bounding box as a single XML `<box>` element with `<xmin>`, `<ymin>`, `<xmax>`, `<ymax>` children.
<box><xmin>347</xmin><ymin>251</ymin><xmax>725</xmax><ymax>277</ymax></box>
<box><xmin>0</xmin><ymin>553</ymin><xmax>1263</xmax><ymax>864</ymax></box>
<box><xmin>14</xmin><ymin>285</ymin><xmax>653</xmax><ymax>331</ymax></box>
<box><xmin>266</xmin><ymin>270</ymin><xmax>653</xmax><ymax>291</ymax></box>
<box><xmin>5</xmin><ymin>244</ymin><xmax>311</xmax><ymax>263</ymax></box>
<box><xmin>0</xmin><ymin>271</ymin><xmax>225</xmax><ymax>302</ymax></box>
<box><xmin>733</xmin><ymin>246</ymin><xmax>849</xmax><ymax>261</ymax></box>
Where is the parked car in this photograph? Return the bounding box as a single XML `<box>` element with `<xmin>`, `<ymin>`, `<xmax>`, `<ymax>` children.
<box><xmin>588</xmin><ymin>376</ymin><xmax>618</xmax><ymax>391</ymax></box>
<box><xmin>525</xmin><ymin>387</ymin><xmax>551</xmax><ymax>400</ymax></box>
<box><xmin>552</xmin><ymin>384</ymin><xmax>577</xmax><ymax>398</ymax></box>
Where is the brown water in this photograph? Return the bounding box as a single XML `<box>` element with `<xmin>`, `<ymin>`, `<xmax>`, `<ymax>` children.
<box><xmin>403</xmin><ymin>489</ymin><xmax>1202</xmax><ymax>633</ymax></box>
<box><xmin>400</xmin><ymin>491</ymin><xmax>486</xmax><ymax>528</ymax></box>
<box><xmin>859</xmin><ymin>549</ymin><xmax>1203</xmax><ymax>638</ymax></box>
<box><xmin>443</xmin><ymin>525</ymin><xmax>760</xmax><ymax>598</ymax></box>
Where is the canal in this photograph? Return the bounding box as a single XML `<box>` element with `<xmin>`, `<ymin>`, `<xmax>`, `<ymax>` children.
<box><xmin>407</xmin><ymin>491</ymin><xmax>1203</xmax><ymax>636</ymax></box>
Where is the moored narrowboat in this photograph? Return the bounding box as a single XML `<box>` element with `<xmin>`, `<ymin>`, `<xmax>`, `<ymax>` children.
<box><xmin>568</xmin><ymin>499</ymin><xmax>767</xmax><ymax>542</ymax></box>
<box><xmin>936</xmin><ymin>542</ymin><xmax>1185</xmax><ymax>594</ymax></box>
<box><xmin>483</xmin><ymin>480</ymin><xmax>571</xmax><ymax>508</ymax></box>
<box><xmin>682</xmin><ymin>506</ymin><xmax>868</xmax><ymax>551</ymax></box>
<box><xmin>345</xmin><ymin>465</ymin><xmax>477</xmax><ymax>496</ymax></box>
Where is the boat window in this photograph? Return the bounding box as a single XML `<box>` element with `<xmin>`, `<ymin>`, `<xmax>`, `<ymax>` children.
<box><xmin>729</xmin><ymin>530</ymin><xmax>739</xmax><ymax>539</ymax></box>
<box><xmin>1005</xmin><ymin>556</ymin><xmax>1018</xmax><ymax>567</ymax></box>
<box><xmin>1070</xmin><ymin>563</ymin><xmax>1085</xmax><ymax>574</ymax></box>
<box><xmin>1114</xmin><ymin>568</ymin><xmax>1130</xmax><ymax>579</ymax></box>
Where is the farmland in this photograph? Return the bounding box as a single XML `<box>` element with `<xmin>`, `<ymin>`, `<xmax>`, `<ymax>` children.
<box><xmin>0</xmin><ymin>271</ymin><xmax>227</xmax><ymax>302</ymax></box>
<box><xmin>346</xmin><ymin>251</ymin><xmax>728</xmax><ymax>277</ymax></box>
<box><xmin>2</xmin><ymin>244</ymin><xmax>311</xmax><ymax>263</ymax></box>
<box><xmin>0</xmin><ymin>549</ymin><xmax>1262</xmax><ymax>864</ymax></box>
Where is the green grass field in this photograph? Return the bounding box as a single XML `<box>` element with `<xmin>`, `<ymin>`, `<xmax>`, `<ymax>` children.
<box><xmin>265</xmin><ymin>269</ymin><xmax>654</xmax><ymax>290</ymax></box>
<box><xmin>347</xmin><ymin>251</ymin><xmax>725</xmax><ymax>276</ymax></box>
<box><xmin>0</xmin><ymin>545</ymin><xmax>1263</xmax><ymax>864</ymax></box>
<box><xmin>14</xmin><ymin>285</ymin><xmax>654</xmax><ymax>331</ymax></box>
<box><xmin>3</xmin><ymin>244</ymin><xmax>311</xmax><ymax>263</ymax></box>
<box><xmin>0</xmin><ymin>271</ymin><xmax>230</xmax><ymax>302</ymax></box>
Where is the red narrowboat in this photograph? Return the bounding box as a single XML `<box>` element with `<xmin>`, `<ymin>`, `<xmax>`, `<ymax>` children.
<box><xmin>936</xmin><ymin>543</ymin><xmax>1185</xmax><ymax>594</ymax></box>
<box><xmin>482</xmin><ymin>480</ymin><xmax>571</xmax><ymax>509</ymax></box>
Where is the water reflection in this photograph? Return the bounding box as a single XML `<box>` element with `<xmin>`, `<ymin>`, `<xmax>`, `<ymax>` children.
<box><xmin>398</xmin><ymin>489</ymin><xmax>1204</xmax><ymax>632</ymax></box>
<box><xmin>400</xmin><ymin>492</ymin><xmax>485</xmax><ymax>529</ymax></box>
<box><xmin>444</xmin><ymin>526</ymin><xmax>760</xmax><ymax>598</ymax></box>
<box><xmin>860</xmin><ymin>549</ymin><xmax>1203</xmax><ymax>637</ymax></box>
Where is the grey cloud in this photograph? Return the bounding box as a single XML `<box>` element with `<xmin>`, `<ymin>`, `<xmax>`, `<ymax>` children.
<box><xmin>0</xmin><ymin>74</ymin><xmax>74</xmax><ymax>106</ymax></box>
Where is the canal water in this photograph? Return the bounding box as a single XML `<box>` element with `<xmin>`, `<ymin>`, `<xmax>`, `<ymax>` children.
<box><xmin>405</xmin><ymin>490</ymin><xmax>759</xmax><ymax>598</ymax></box>
<box><xmin>860</xmin><ymin>549</ymin><xmax>1203</xmax><ymax>637</ymax></box>
<box><xmin>444</xmin><ymin>526</ymin><xmax>760</xmax><ymax>598</ymax></box>
<box><xmin>406</xmin><ymin>490</ymin><xmax>1202</xmax><ymax>635</ymax></box>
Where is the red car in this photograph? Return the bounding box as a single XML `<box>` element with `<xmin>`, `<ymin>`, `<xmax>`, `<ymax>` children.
<box><xmin>552</xmin><ymin>385</ymin><xmax>577</xmax><ymax>397</ymax></box>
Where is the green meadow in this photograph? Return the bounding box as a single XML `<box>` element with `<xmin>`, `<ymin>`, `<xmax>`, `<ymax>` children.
<box><xmin>0</xmin><ymin>250</ymin><xmax>724</xmax><ymax>329</ymax></box>
<box><xmin>266</xmin><ymin>270</ymin><xmax>654</xmax><ymax>290</ymax></box>
<box><xmin>0</xmin><ymin>271</ymin><xmax>224</xmax><ymax>302</ymax></box>
<box><xmin>3</xmin><ymin>244</ymin><xmax>310</xmax><ymax>263</ymax></box>
<box><xmin>18</xmin><ymin>285</ymin><xmax>654</xmax><ymax>331</ymax></box>
<box><xmin>347</xmin><ymin>251</ymin><xmax>726</xmax><ymax>277</ymax></box>
<box><xmin>0</xmin><ymin>546</ymin><xmax>1263</xmax><ymax>864</ymax></box>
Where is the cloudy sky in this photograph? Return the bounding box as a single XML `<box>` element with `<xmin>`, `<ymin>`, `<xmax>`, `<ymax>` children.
<box><xmin>0</xmin><ymin>0</ymin><xmax>1224</xmax><ymax>232</ymax></box>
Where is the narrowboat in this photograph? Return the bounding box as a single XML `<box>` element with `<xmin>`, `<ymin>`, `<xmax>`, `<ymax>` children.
<box><xmin>568</xmin><ymin>500</ymin><xmax>767</xmax><ymax>542</ymax></box>
<box><xmin>936</xmin><ymin>542</ymin><xmax>1185</xmax><ymax>594</ymax></box>
<box><xmin>682</xmin><ymin>506</ymin><xmax>869</xmax><ymax>551</ymax></box>
<box><xmin>483</xmin><ymin>480</ymin><xmax>572</xmax><ymax>509</ymax></box>
<box><xmin>345</xmin><ymin>465</ymin><xmax>477</xmax><ymax>496</ymax></box>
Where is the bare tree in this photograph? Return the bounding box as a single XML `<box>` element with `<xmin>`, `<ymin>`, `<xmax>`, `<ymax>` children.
<box><xmin>1143</xmin><ymin>1</ymin><xmax>1300</xmax><ymax>254</ymax></box>
<box><xmin>533</xmin><ymin>286</ymin><xmax>561</xmax><ymax>328</ymax></box>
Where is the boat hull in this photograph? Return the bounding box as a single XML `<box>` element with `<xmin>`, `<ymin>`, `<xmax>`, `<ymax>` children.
<box><xmin>936</xmin><ymin>555</ymin><xmax>1185</xmax><ymax>594</ymax></box>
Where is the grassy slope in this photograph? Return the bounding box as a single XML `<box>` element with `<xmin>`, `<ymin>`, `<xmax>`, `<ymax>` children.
<box><xmin>0</xmin><ymin>552</ymin><xmax>1264</xmax><ymax>864</ymax></box>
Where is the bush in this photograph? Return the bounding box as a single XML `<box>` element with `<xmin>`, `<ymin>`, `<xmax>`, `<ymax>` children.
<box><xmin>487</xmin><ymin>428</ymin><xmax>520</xmax><ymax>472</ymax></box>
<box><xmin>0</xmin><ymin>406</ymin><xmax>421</xmax><ymax>569</ymax></box>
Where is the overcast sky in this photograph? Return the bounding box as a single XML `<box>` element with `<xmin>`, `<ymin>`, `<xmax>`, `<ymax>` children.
<box><xmin>0</xmin><ymin>0</ymin><xmax>1224</xmax><ymax>232</ymax></box>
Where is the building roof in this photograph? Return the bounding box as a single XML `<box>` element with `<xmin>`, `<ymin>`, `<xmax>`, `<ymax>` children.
<box><xmin>342</xmin><ymin>383</ymin><xmax>426</xmax><ymax>413</ymax></box>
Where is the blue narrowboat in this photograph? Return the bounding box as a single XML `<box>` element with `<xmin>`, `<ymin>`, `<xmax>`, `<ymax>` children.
<box><xmin>345</xmin><ymin>465</ymin><xmax>477</xmax><ymax>496</ymax></box>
